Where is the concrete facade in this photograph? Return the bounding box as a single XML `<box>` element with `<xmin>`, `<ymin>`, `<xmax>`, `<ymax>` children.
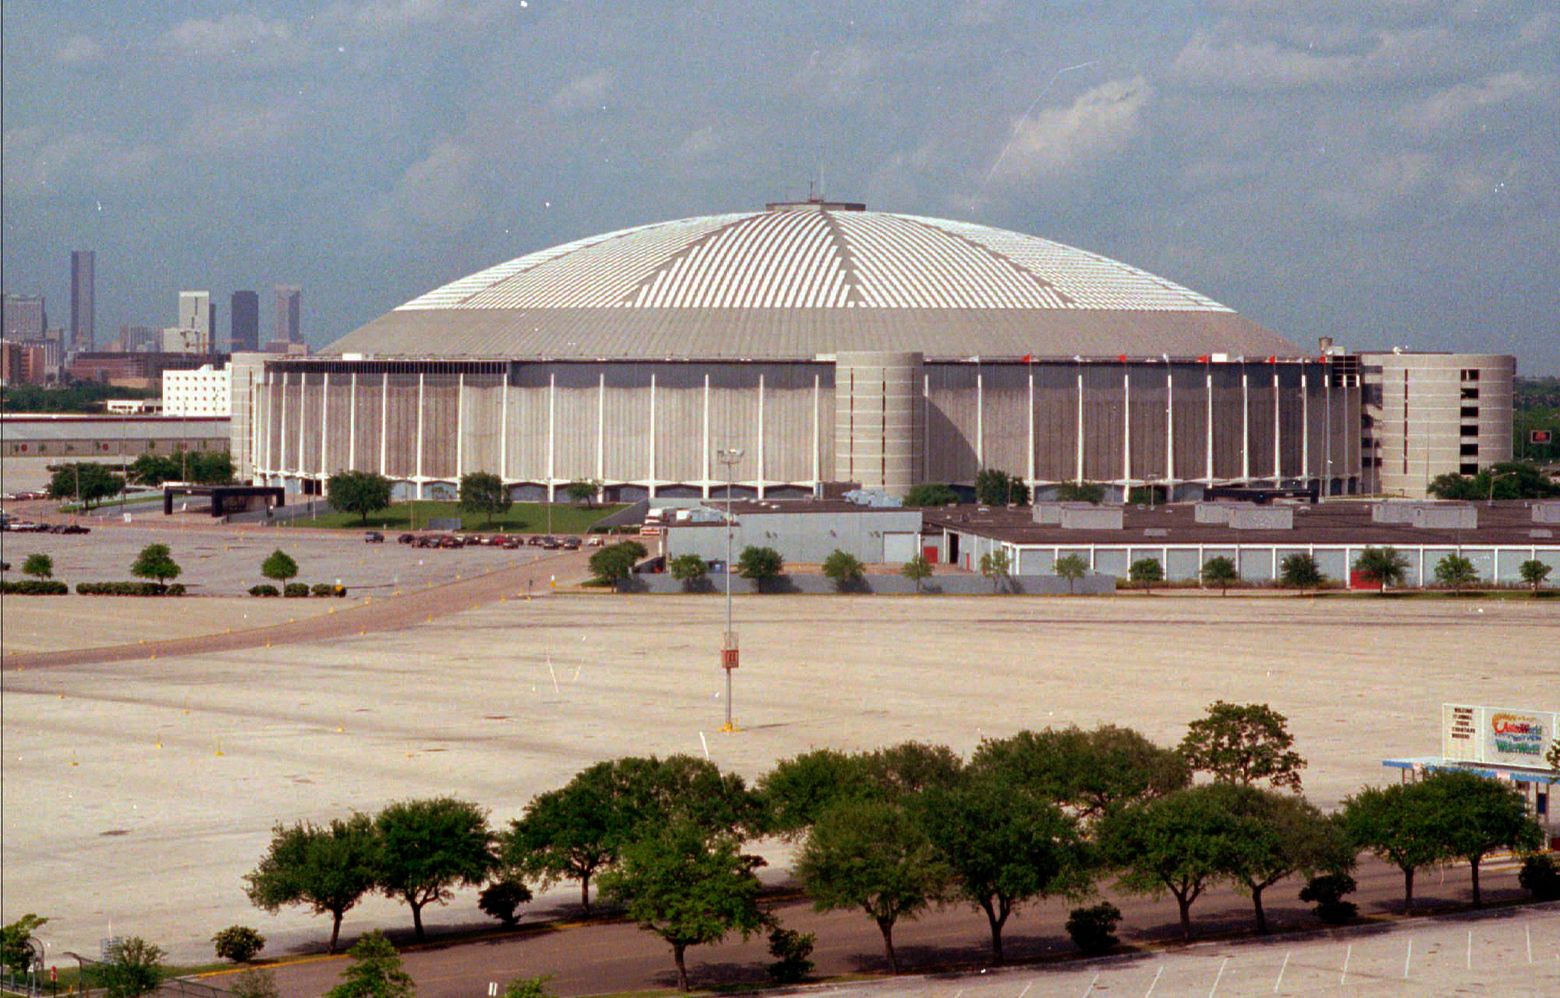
<box><xmin>163</xmin><ymin>363</ymin><xmax>232</xmax><ymax>416</ymax></box>
<box><xmin>1361</xmin><ymin>352</ymin><xmax>1515</xmax><ymax>497</ymax></box>
<box><xmin>662</xmin><ymin>505</ymin><xmax>925</xmax><ymax>565</ymax></box>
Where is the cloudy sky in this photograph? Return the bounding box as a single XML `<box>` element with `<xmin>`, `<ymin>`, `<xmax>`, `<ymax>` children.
<box><xmin>4</xmin><ymin>1</ymin><xmax>1557</xmax><ymax>372</ymax></box>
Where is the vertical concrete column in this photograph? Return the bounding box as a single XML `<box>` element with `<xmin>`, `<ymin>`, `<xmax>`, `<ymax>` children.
<box><xmin>833</xmin><ymin>351</ymin><xmax>923</xmax><ymax>495</ymax></box>
<box><xmin>1122</xmin><ymin>369</ymin><xmax>1132</xmax><ymax>489</ymax></box>
<box><xmin>647</xmin><ymin>372</ymin><xmax>658</xmax><ymax>498</ymax></box>
<box><xmin>1075</xmin><ymin>368</ymin><xmax>1086</xmax><ymax>482</ymax></box>
<box><xmin>455</xmin><ymin>372</ymin><xmax>465</xmax><ymax>479</ymax></box>
<box><xmin>1272</xmin><ymin>369</ymin><xmax>1282</xmax><ymax>480</ymax></box>
<box><xmin>547</xmin><ymin>371</ymin><xmax>556</xmax><ymax>502</ymax></box>
<box><xmin>1241</xmin><ymin>368</ymin><xmax>1251</xmax><ymax>482</ymax></box>
<box><xmin>811</xmin><ymin>372</ymin><xmax>821</xmax><ymax>491</ymax></box>
<box><xmin>1205</xmin><ymin>367</ymin><xmax>1215</xmax><ymax>484</ymax></box>
<box><xmin>415</xmin><ymin>373</ymin><xmax>425</xmax><ymax>499</ymax></box>
<box><xmin>348</xmin><ymin>373</ymin><xmax>357</xmax><ymax>471</ymax></box>
<box><xmin>1300</xmin><ymin>372</ymin><xmax>1309</xmax><ymax>485</ymax></box>
<box><xmin>976</xmin><ymin>368</ymin><xmax>985</xmax><ymax>468</ymax></box>
<box><xmin>297</xmin><ymin>374</ymin><xmax>306</xmax><ymax>476</ymax></box>
<box><xmin>597</xmin><ymin>371</ymin><xmax>606</xmax><ymax>486</ymax></box>
<box><xmin>701</xmin><ymin>372</ymin><xmax>711</xmax><ymax>498</ymax></box>
<box><xmin>1165</xmin><ymin>368</ymin><xmax>1175</xmax><ymax>488</ymax></box>
<box><xmin>500</xmin><ymin>374</ymin><xmax>510</xmax><ymax>481</ymax></box>
<box><xmin>1026</xmin><ymin>368</ymin><xmax>1036</xmax><ymax>491</ymax></box>
<box><xmin>379</xmin><ymin>372</ymin><xmax>389</xmax><ymax>477</ymax></box>
<box><xmin>757</xmin><ymin>372</ymin><xmax>766</xmax><ymax>499</ymax></box>
<box><xmin>279</xmin><ymin>372</ymin><xmax>288</xmax><ymax>476</ymax></box>
<box><xmin>320</xmin><ymin>372</ymin><xmax>330</xmax><ymax>479</ymax></box>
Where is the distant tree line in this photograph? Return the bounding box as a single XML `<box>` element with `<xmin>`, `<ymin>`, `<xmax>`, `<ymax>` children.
<box><xmin>237</xmin><ymin>702</ymin><xmax>1552</xmax><ymax>991</ymax></box>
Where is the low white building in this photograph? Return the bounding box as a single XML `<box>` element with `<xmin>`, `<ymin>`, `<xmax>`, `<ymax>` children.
<box><xmin>163</xmin><ymin>363</ymin><xmax>232</xmax><ymax>416</ymax></box>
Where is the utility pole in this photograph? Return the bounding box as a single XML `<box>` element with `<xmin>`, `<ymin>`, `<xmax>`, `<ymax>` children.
<box><xmin>716</xmin><ymin>447</ymin><xmax>744</xmax><ymax>732</ymax></box>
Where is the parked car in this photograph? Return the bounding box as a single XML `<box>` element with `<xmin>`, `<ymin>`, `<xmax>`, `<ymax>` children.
<box><xmin>501</xmin><ymin>538</ymin><xmax>523</xmax><ymax>549</ymax></box>
<box><xmin>397</xmin><ymin>533</ymin><xmax>416</xmax><ymax>544</ymax></box>
<box><xmin>541</xmin><ymin>536</ymin><xmax>562</xmax><ymax>550</ymax></box>
<box><xmin>364</xmin><ymin>531</ymin><xmax>385</xmax><ymax>543</ymax></box>
<box><xmin>60</xmin><ymin>524</ymin><xmax>90</xmax><ymax>534</ymax></box>
<box><xmin>585</xmin><ymin>535</ymin><xmax>605</xmax><ymax>547</ymax></box>
<box><xmin>562</xmin><ymin>536</ymin><xmax>582</xmax><ymax>550</ymax></box>
<box><xmin>526</xmin><ymin>535</ymin><xmax>544</xmax><ymax>547</ymax></box>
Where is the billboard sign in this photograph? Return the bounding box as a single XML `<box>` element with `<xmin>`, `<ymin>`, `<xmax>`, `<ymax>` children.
<box><xmin>1531</xmin><ymin>429</ymin><xmax>1553</xmax><ymax>445</ymax></box>
<box><xmin>1442</xmin><ymin>704</ymin><xmax>1558</xmax><ymax>770</ymax></box>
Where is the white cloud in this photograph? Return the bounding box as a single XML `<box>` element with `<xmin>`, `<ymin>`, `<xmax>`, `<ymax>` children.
<box><xmin>1402</xmin><ymin>71</ymin><xmax>1555</xmax><ymax>136</ymax></box>
<box><xmin>2</xmin><ymin>127</ymin><xmax>161</xmax><ymax>197</ymax></box>
<box><xmin>791</xmin><ymin>44</ymin><xmax>882</xmax><ymax>105</ymax></box>
<box><xmin>162</xmin><ymin>13</ymin><xmax>309</xmax><ymax>67</ymax></box>
<box><xmin>55</xmin><ymin>35</ymin><xmax>104</xmax><ymax>67</ymax></box>
<box><xmin>177</xmin><ymin>104</ymin><xmax>300</xmax><ymax>158</ymax></box>
<box><xmin>988</xmin><ymin>76</ymin><xmax>1154</xmax><ymax>184</ymax></box>
<box><xmin>1172</xmin><ymin>24</ymin><xmax>1468</xmax><ymax>90</ymax></box>
<box><xmin>323</xmin><ymin>0</ymin><xmax>507</xmax><ymax>35</ymax></box>
<box><xmin>549</xmin><ymin>70</ymin><xmax>614</xmax><ymax>114</ymax></box>
<box><xmin>367</xmin><ymin>140</ymin><xmax>483</xmax><ymax>237</ymax></box>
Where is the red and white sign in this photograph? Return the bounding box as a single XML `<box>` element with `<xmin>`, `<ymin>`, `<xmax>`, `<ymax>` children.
<box><xmin>1532</xmin><ymin>429</ymin><xmax>1554</xmax><ymax>444</ymax></box>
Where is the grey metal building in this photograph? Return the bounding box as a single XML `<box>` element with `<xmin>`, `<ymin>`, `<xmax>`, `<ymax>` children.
<box><xmin>236</xmin><ymin>200</ymin><xmax>1368</xmax><ymax>501</ymax></box>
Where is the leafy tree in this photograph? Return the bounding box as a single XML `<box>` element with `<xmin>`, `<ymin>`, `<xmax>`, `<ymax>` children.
<box><xmin>1179</xmin><ymin>701</ymin><xmax>1306</xmax><ymax>792</ymax></box>
<box><xmin>1053</xmin><ymin>553</ymin><xmax>1089</xmax><ymax>593</ymax></box>
<box><xmin>1519</xmin><ymin>558</ymin><xmax>1553</xmax><ymax>591</ymax></box>
<box><xmin>822</xmin><ymin>549</ymin><xmax>866</xmax><ymax>591</ymax></box>
<box><xmin>1299</xmin><ymin>873</ymin><xmax>1359</xmax><ymax>924</ymax></box>
<box><xmin>1220</xmin><ymin>786</ymin><xmax>1354</xmax><ymax>933</ymax></box>
<box><xmin>765</xmin><ymin>926</ymin><xmax>815</xmax><ymax>983</ymax></box>
<box><xmin>1279</xmin><ymin>553</ymin><xmax>1324</xmax><ymax>591</ymax></box>
<box><xmin>901</xmin><ymin>554</ymin><xmax>933</xmax><ymax>593</ymax></box>
<box><xmin>668</xmin><ymin>554</ymin><xmax>707</xmax><ymax>590</ymax></box>
<box><xmin>1128</xmin><ymin>557</ymin><xmax>1163</xmax><ymax>592</ymax></box>
<box><xmin>1427</xmin><ymin>461</ymin><xmax>1560</xmax><ymax>501</ymax></box>
<box><xmin>328</xmin><ymin>470</ymin><xmax>394</xmax><ymax>525</ymax></box>
<box><xmin>245</xmin><ymin>814</ymin><xmax>380</xmax><ymax>953</ymax></box>
<box><xmin>1418</xmin><ymin>769</ymin><xmax>1543</xmax><ymax>905</ymax></box>
<box><xmin>918</xmin><ymin>771</ymin><xmax>1091</xmax><ymax>963</ymax></box>
<box><xmin>1065</xmin><ymin>902</ymin><xmax>1122</xmax><ymax>953</ymax></box>
<box><xmin>1353</xmin><ymin>546</ymin><xmax>1409</xmax><ymax>593</ymax></box>
<box><xmin>796</xmin><ymin>798</ymin><xmax>948</xmax><ymax>973</ymax></box>
<box><xmin>0</xmin><ymin>914</ymin><xmax>47</xmax><ymax>977</ymax></box>
<box><xmin>1200</xmin><ymin>555</ymin><xmax>1238</xmax><ymax>594</ymax></box>
<box><xmin>324</xmin><ymin>932</ymin><xmax>415</xmax><ymax>998</ymax></box>
<box><xmin>858</xmin><ymin>742</ymin><xmax>966</xmax><ymax>801</ymax></box>
<box><xmin>737</xmin><ymin>546</ymin><xmax>785</xmax><ymax>586</ymax></box>
<box><xmin>589</xmin><ymin>543</ymin><xmax>641</xmax><ymax>584</ymax></box>
<box><xmin>47</xmin><ymin>462</ymin><xmax>124</xmax><ymax>508</ymax></box>
<box><xmin>130</xmin><ymin>543</ymin><xmax>181</xmax><ymax>590</ymax></box>
<box><xmin>261</xmin><ymin>549</ymin><xmax>298</xmax><ymax>586</ymax></box>
<box><xmin>477</xmin><ymin>880</ymin><xmax>532</xmax><ymax>927</ymax></box>
<box><xmin>903</xmin><ymin>483</ymin><xmax>959</xmax><ymax>507</ymax></box>
<box><xmin>228</xmin><ymin>968</ymin><xmax>281</xmax><ymax>998</ymax></box>
<box><xmin>1099</xmin><ymin>785</ymin><xmax>1245</xmax><ymax>940</ymax></box>
<box><xmin>978</xmin><ymin>549</ymin><xmax>1011</xmax><ymax>592</ymax></box>
<box><xmin>212</xmin><ymin>925</ymin><xmax>266</xmax><ymax>963</ymax></box>
<box><xmin>1340</xmin><ymin>783</ymin><xmax>1448</xmax><ymax>911</ymax></box>
<box><xmin>758</xmin><ymin>749</ymin><xmax>870</xmax><ymax>838</ymax></box>
<box><xmin>1053</xmin><ymin>481</ymin><xmax>1105</xmax><ymax>504</ymax></box>
<box><xmin>565</xmin><ymin>479</ymin><xmax>601</xmax><ymax>507</ymax></box>
<box><xmin>375</xmin><ymin>798</ymin><xmax>496</xmax><ymax>941</ymax></box>
<box><xmin>21</xmin><ymin>553</ymin><xmax>53</xmax><ymax>580</ymax></box>
<box><xmin>975</xmin><ymin>468</ymin><xmax>1030</xmax><ymax>506</ymax></box>
<box><xmin>1434</xmin><ymin>554</ymin><xmax>1478</xmax><ymax>591</ymax></box>
<box><xmin>89</xmin><ymin>937</ymin><xmax>165</xmax><ymax>998</ymax></box>
<box><xmin>973</xmin><ymin>725</ymin><xmax>1190</xmax><ymax>821</ymax></box>
<box><xmin>459</xmin><ymin>471</ymin><xmax>511</xmax><ymax>525</ymax></box>
<box><xmin>599</xmin><ymin>821</ymin><xmax>765</xmax><ymax>991</ymax></box>
<box><xmin>1520</xmin><ymin>855</ymin><xmax>1560</xmax><ymax>901</ymax></box>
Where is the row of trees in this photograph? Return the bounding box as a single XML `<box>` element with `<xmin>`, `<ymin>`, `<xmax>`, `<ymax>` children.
<box><xmin>326</xmin><ymin>470</ymin><xmax>610</xmax><ymax>526</ymax></box>
<box><xmin>243</xmin><ymin>704</ymin><xmax>1553</xmax><ymax>990</ymax></box>
<box><xmin>1126</xmin><ymin>549</ymin><xmax>1554</xmax><ymax>593</ymax></box>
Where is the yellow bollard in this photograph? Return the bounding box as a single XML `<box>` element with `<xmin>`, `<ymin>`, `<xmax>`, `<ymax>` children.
<box><xmin>155</xmin><ymin>739</ymin><xmax>162</xmax><ymax>749</ymax></box>
<box><xmin>215</xmin><ymin>741</ymin><xmax>224</xmax><ymax>756</ymax></box>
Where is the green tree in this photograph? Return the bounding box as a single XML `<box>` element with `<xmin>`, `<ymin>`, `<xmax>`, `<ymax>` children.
<box><xmin>477</xmin><ymin>880</ymin><xmax>532</xmax><ymax>927</ymax></box>
<box><xmin>375</xmin><ymin>798</ymin><xmax>496</xmax><ymax>941</ymax></box>
<box><xmin>459</xmin><ymin>471</ymin><xmax>511</xmax><ymax>526</ymax></box>
<box><xmin>261</xmin><ymin>549</ymin><xmax>298</xmax><ymax>586</ymax></box>
<box><xmin>1099</xmin><ymin>785</ymin><xmax>1244</xmax><ymax>940</ymax></box>
<box><xmin>822</xmin><ymin>549</ymin><xmax>866</xmax><ymax>591</ymax></box>
<box><xmin>21</xmin><ymin>553</ymin><xmax>53</xmax><ymax>580</ymax></box>
<box><xmin>668</xmin><ymin>554</ymin><xmax>707</xmax><ymax>591</ymax></box>
<box><xmin>324</xmin><ymin>932</ymin><xmax>415</xmax><ymax>998</ymax></box>
<box><xmin>89</xmin><ymin>937</ymin><xmax>165</xmax><ymax>998</ymax></box>
<box><xmin>977</xmin><ymin>549</ymin><xmax>1011</xmax><ymax>593</ymax></box>
<box><xmin>901</xmin><ymin>554</ymin><xmax>933</xmax><ymax>593</ymax></box>
<box><xmin>1341</xmin><ymin>782</ymin><xmax>1448</xmax><ymax>911</ymax></box>
<box><xmin>1053</xmin><ymin>553</ymin><xmax>1089</xmax><ymax>593</ymax></box>
<box><xmin>188</xmin><ymin>450</ymin><xmax>236</xmax><ymax>485</ymax></box>
<box><xmin>328</xmin><ymin>470</ymin><xmax>394</xmax><ymax>525</ymax></box>
<box><xmin>1419</xmin><ymin>769</ymin><xmax>1544</xmax><ymax>905</ymax></box>
<box><xmin>1354</xmin><ymin>546</ymin><xmax>1409</xmax><ymax>593</ymax></box>
<box><xmin>975</xmin><ymin>468</ymin><xmax>1030</xmax><ymax>506</ymax></box>
<box><xmin>859</xmin><ymin>742</ymin><xmax>966</xmax><ymax>801</ymax></box>
<box><xmin>588</xmin><ymin>542</ymin><xmax>643</xmax><ymax>584</ymax></box>
<box><xmin>565</xmin><ymin>479</ymin><xmax>601</xmax><ymax>507</ymax></box>
<box><xmin>1279</xmin><ymin>553</ymin><xmax>1324</xmax><ymax>591</ymax></box>
<box><xmin>212</xmin><ymin>925</ymin><xmax>266</xmax><ymax>962</ymax></box>
<box><xmin>918</xmin><ymin>771</ymin><xmax>1091</xmax><ymax>963</ymax></box>
<box><xmin>737</xmin><ymin>546</ymin><xmax>785</xmax><ymax>587</ymax></box>
<box><xmin>1428</xmin><ymin>461</ymin><xmax>1560</xmax><ymax>501</ymax></box>
<box><xmin>1200</xmin><ymin>555</ymin><xmax>1238</xmax><ymax>594</ymax></box>
<box><xmin>1053</xmin><ymin>481</ymin><xmax>1105</xmax><ymax>504</ymax></box>
<box><xmin>47</xmin><ymin>462</ymin><xmax>124</xmax><ymax>508</ymax></box>
<box><xmin>129</xmin><ymin>452</ymin><xmax>180</xmax><ymax>486</ymax></box>
<box><xmin>130</xmin><ymin>543</ymin><xmax>181</xmax><ymax>590</ymax></box>
<box><xmin>228</xmin><ymin>968</ymin><xmax>281</xmax><ymax>998</ymax></box>
<box><xmin>973</xmin><ymin>725</ymin><xmax>1190</xmax><ymax>821</ymax></box>
<box><xmin>1519</xmin><ymin>559</ymin><xmax>1553</xmax><ymax>591</ymax></box>
<box><xmin>796</xmin><ymin>798</ymin><xmax>948</xmax><ymax>972</ymax></box>
<box><xmin>903</xmin><ymin>483</ymin><xmax>959</xmax><ymax>507</ymax></box>
<box><xmin>500</xmin><ymin>977</ymin><xmax>554</xmax><ymax>998</ymax></box>
<box><xmin>599</xmin><ymin>821</ymin><xmax>765</xmax><ymax>991</ymax></box>
<box><xmin>0</xmin><ymin>914</ymin><xmax>47</xmax><ymax>977</ymax></box>
<box><xmin>1434</xmin><ymin>554</ymin><xmax>1478</xmax><ymax>591</ymax></box>
<box><xmin>1128</xmin><ymin>557</ymin><xmax>1163</xmax><ymax>592</ymax></box>
<box><xmin>1179</xmin><ymin>701</ymin><xmax>1306</xmax><ymax>792</ymax></box>
<box><xmin>244</xmin><ymin>814</ymin><xmax>380</xmax><ymax>953</ymax></box>
<box><xmin>758</xmin><ymin>749</ymin><xmax>870</xmax><ymax>838</ymax></box>
<box><xmin>507</xmin><ymin>762</ymin><xmax>622</xmax><ymax>913</ymax></box>
<box><xmin>1220</xmin><ymin>787</ymin><xmax>1355</xmax><ymax>933</ymax></box>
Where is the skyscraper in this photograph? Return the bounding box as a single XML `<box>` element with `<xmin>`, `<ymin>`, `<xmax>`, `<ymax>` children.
<box><xmin>174</xmin><ymin>290</ymin><xmax>215</xmax><ymax>353</ymax></box>
<box><xmin>230</xmin><ymin>290</ymin><xmax>259</xmax><ymax>352</ymax></box>
<box><xmin>70</xmin><ymin>250</ymin><xmax>95</xmax><ymax>351</ymax></box>
<box><xmin>3</xmin><ymin>294</ymin><xmax>47</xmax><ymax>340</ymax></box>
<box><xmin>274</xmin><ymin>285</ymin><xmax>301</xmax><ymax>344</ymax></box>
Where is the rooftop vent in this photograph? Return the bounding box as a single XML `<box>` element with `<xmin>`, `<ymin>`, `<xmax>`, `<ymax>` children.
<box><xmin>1533</xmin><ymin>502</ymin><xmax>1560</xmax><ymax>524</ymax></box>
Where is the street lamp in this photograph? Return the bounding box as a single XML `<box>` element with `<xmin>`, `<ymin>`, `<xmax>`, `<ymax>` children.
<box><xmin>1145</xmin><ymin>472</ymin><xmax>1160</xmax><ymax>511</ymax></box>
<box><xmin>715</xmin><ymin>447</ymin><xmax>745</xmax><ymax>733</ymax></box>
<box><xmin>1486</xmin><ymin>468</ymin><xmax>1517</xmax><ymax>507</ymax></box>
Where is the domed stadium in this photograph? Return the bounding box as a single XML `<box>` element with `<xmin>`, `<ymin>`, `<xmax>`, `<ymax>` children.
<box><xmin>234</xmin><ymin>200</ymin><xmax>1361</xmax><ymax>500</ymax></box>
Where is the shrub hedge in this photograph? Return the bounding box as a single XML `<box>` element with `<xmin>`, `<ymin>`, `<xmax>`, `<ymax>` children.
<box><xmin>283</xmin><ymin>583</ymin><xmax>311</xmax><ymax>598</ymax></box>
<box><xmin>310</xmin><ymin>583</ymin><xmax>347</xmax><ymax>597</ymax></box>
<box><xmin>0</xmin><ymin>579</ymin><xmax>70</xmax><ymax>595</ymax></box>
<box><xmin>249</xmin><ymin>584</ymin><xmax>281</xmax><ymax>597</ymax></box>
<box><xmin>76</xmin><ymin>582</ymin><xmax>186</xmax><ymax>596</ymax></box>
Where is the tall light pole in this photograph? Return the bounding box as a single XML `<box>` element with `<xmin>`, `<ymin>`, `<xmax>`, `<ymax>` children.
<box><xmin>715</xmin><ymin>447</ymin><xmax>744</xmax><ymax>733</ymax></box>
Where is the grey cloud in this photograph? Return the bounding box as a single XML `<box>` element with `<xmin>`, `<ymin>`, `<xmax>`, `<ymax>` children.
<box><xmin>549</xmin><ymin>70</ymin><xmax>614</xmax><ymax>115</ymax></box>
<box><xmin>1402</xmin><ymin>71</ymin><xmax>1557</xmax><ymax>136</ymax></box>
<box><xmin>161</xmin><ymin>12</ymin><xmax>311</xmax><ymax>67</ymax></box>
<box><xmin>367</xmin><ymin>139</ymin><xmax>483</xmax><ymax>237</ymax></box>
<box><xmin>54</xmin><ymin>35</ymin><xmax>103</xmax><ymax>67</ymax></box>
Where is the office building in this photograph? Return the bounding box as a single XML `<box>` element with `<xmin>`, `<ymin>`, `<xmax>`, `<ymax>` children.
<box><xmin>163</xmin><ymin>363</ymin><xmax>233</xmax><ymax>416</ymax></box>
<box><xmin>274</xmin><ymin>285</ymin><xmax>301</xmax><ymax>344</ymax></box>
<box><xmin>70</xmin><ymin>250</ymin><xmax>95</xmax><ymax>351</ymax></box>
<box><xmin>231</xmin><ymin>290</ymin><xmax>260</xmax><ymax>352</ymax></box>
<box><xmin>3</xmin><ymin>294</ymin><xmax>47</xmax><ymax>340</ymax></box>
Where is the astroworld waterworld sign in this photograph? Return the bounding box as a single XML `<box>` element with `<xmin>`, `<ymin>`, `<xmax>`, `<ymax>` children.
<box><xmin>1442</xmin><ymin>704</ymin><xmax>1559</xmax><ymax>769</ymax></box>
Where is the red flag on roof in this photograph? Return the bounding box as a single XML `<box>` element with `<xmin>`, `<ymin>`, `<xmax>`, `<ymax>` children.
<box><xmin>1266</xmin><ymin>356</ymin><xmax>1278</xmax><ymax>364</ymax></box>
<box><xmin>1117</xmin><ymin>354</ymin><xmax>1128</xmax><ymax>363</ymax></box>
<box><xmin>1197</xmin><ymin>354</ymin><xmax>1211</xmax><ymax>363</ymax></box>
<box><xmin>1021</xmin><ymin>353</ymin><xmax>1033</xmax><ymax>363</ymax></box>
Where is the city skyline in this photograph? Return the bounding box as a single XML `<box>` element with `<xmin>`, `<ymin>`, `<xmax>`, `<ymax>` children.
<box><xmin>3</xmin><ymin>4</ymin><xmax>1558</xmax><ymax>373</ymax></box>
